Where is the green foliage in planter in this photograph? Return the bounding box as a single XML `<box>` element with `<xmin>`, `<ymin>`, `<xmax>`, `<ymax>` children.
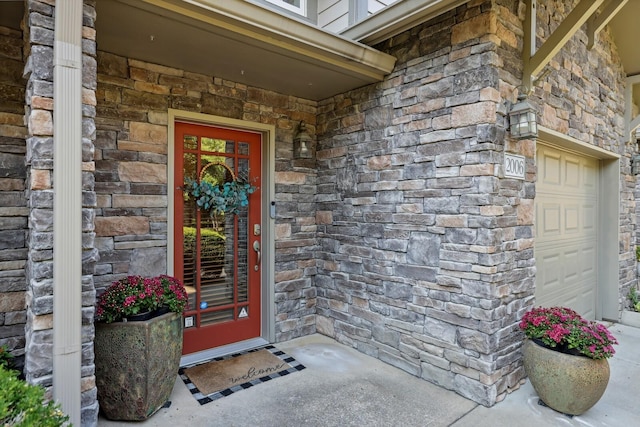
<box><xmin>629</xmin><ymin>287</ymin><xmax>640</xmax><ymax>312</ymax></box>
<box><xmin>636</xmin><ymin>246</ymin><xmax>640</xmax><ymax>261</ymax></box>
<box><xmin>0</xmin><ymin>365</ymin><xmax>69</xmax><ymax>427</ymax></box>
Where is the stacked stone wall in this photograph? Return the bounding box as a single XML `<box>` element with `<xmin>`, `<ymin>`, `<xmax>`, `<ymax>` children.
<box><xmin>515</xmin><ymin>0</ymin><xmax>634</xmax><ymax>313</ymax></box>
<box><xmin>12</xmin><ymin>0</ymin><xmax>636</xmax><ymax>418</ymax></box>
<box><xmin>315</xmin><ymin>0</ymin><xmax>634</xmax><ymax>406</ymax></box>
<box><xmin>315</xmin><ymin>1</ymin><xmax>530</xmax><ymax>406</ymax></box>
<box><xmin>23</xmin><ymin>1</ymin><xmax>99</xmax><ymax>424</ymax></box>
<box><xmin>0</xmin><ymin>24</ymin><xmax>27</xmax><ymax>373</ymax></box>
<box><xmin>93</xmin><ymin>52</ymin><xmax>318</xmax><ymax>341</ymax></box>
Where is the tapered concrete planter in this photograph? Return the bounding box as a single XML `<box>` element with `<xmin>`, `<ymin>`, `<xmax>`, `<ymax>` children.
<box><xmin>522</xmin><ymin>339</ymin><xmax>610</xmax><ymax>415</ymax></box>
<box><xmin>95</xmin><ymin>312</ymin><xmax>183</xmax><ymax>420</ymax></box>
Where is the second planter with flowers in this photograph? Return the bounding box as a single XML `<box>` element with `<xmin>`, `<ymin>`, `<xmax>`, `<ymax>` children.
<box><xmin>519</xmin><ymin>306</ymin><xmax>618</xmax><ymax>416</ymax></box>
<box><xmin>94</xmin><ymin>275</ymin><xmax>189</xmax><ymax>421</ymax></box>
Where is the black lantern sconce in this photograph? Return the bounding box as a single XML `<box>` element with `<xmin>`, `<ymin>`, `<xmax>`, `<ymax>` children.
<box><xmin>509</xmin><ymin>95</ymin><xmax>538</xmax><ymax>139</ymax></box>
<box><xmin>293</xmin><ymin>121</ymin><xmax>313</xmax><ymax>159</ymax></box>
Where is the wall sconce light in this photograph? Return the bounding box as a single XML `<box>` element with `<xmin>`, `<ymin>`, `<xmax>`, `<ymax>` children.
<box><xmin>509</xmin><ymin>95</ymin><xmax>538</xmax><ymax>139</ymax></box>
<box><xmin>633</xmin><ymin>154</ymin><xmax>640</xmax><ymax>176</ymax></box>
<box><xmin>293</xmin><ymin>121</ymin><xmax>313</xmax><ymax>159</ymax></box>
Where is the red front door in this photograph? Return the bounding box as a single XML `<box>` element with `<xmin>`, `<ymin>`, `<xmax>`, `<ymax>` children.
<box><xmin>174</xmin><ymin>122</ymin><xmax>262</xmax><ymax>354</ymax></box>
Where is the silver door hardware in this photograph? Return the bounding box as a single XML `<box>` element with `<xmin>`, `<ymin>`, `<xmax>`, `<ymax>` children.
<box><xmin>253</xmin><ymin>240</ymin><xmax>261</xmax><ymax>271</ymax></box>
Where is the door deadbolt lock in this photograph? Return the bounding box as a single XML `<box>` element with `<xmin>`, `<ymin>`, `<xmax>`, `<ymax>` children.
<box><xmin>254</xmin><ymin>224</ymin><xmax>261</xmax><ymax>236</ymax></box>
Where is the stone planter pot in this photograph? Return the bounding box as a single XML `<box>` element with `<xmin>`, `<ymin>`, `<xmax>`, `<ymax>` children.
<box><xmin>522</xmin><ymin>339</ymin><xmax>610</xmax><ymax>415</ymax></box>
<box><xmin>95</xmin><ymin>312</ymin><xmax>183</xmax><ymax>421</ymax></box>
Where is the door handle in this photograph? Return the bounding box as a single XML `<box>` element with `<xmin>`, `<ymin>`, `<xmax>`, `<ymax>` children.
<box><xmin>253</xmin><ymin>240</ymin><xmax>260</xmax><ymax>271</ymax></box>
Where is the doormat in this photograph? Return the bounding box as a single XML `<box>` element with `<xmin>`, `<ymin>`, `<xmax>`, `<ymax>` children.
<box><xmin>179</xmin><ymin>345</ymin><xmax>305</xmax><ymax>405</ymax></box>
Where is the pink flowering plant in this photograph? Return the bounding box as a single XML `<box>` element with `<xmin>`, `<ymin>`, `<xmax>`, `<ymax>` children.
<box><xmin>157</xmin><ymin>274</ymin><xmax>189</xmax><ymax>313</ymax></box>
<box><xmin>96</xmin><ymin>275</ymin><xmax>188</xmax><ymax>323</ymax></box>
<box><xmin>520</xmin><ymin>307</ymin><xmax>618</xmax><ymax>359</ymax></box>
<box><xmin>519</xmin><ymin>306</ymin><xmax>618</xmax><ymax>360</ymax></box>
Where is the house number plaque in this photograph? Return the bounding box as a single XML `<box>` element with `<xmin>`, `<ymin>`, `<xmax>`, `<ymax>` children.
<box><xmin>504</xmin><ymin>153</ymin><xmax>526</xmax><ymax>180</ymax></box>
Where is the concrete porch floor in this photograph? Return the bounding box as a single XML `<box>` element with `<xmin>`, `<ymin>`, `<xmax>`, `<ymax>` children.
<box><xmin>98</xmin><ymin>323</ymin><xmax>639</xmax><ymax>426</ymax></box>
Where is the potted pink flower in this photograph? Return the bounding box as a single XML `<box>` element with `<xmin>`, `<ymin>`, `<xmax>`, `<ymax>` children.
<box><xmin>95</xmin><ymin>274</ymin><xmax>188</xmax><ymax>421</ymax></box>
<box><xmin>519</xmin><ymin>306</ymin><xmax>617</xmax><ymax>359</ymax></box>
<box><xmin>96</xmin><ymin>275</ymin><xmax>188</xmax><ymax>323</ymax></box>
<box><xmin>519</xmin><ymin>306</ymin><xmax>618</xmax><ymax>415</ymax></box>
<box><xmin>157</xmin><ymin>274</ymin><xmax>189</xmax><ymax>314</ymax></box>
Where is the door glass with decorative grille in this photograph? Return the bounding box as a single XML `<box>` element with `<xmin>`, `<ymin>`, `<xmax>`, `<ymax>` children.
<box><xmin>174</xmin><ymin>122</ymin><xmax>261</xmax><ymax>354</ymax></box>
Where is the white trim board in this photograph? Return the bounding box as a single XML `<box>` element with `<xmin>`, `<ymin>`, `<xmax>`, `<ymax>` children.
<box><xmin>537</xmin><ymin>126</ymin><xmax>620</xmax><ymax>160</ymax></box>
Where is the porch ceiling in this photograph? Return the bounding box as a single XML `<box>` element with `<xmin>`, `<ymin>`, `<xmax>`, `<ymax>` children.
<box><xmin>0</xmin><ymin>1</ymin><xmax>22</xmax><ymax>30</ymax></box>
<box><xmin>609</xmin><ymin>1</ymin><xmax>640</xmax><ymax>103</ymax></box>
<box><xmin>95</xmin><ymin>0</ymin><xmax>396</xmax><ymax>101</ymax></box>
<box><xmin>3</xmin><ymin>0</ymin><xmax>638</xmax><ymax>105</ymax></box>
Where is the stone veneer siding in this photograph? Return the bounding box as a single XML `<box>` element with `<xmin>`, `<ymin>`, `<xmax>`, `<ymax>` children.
<box><xmin>522</xmin><ymin>0</ymin><xmax>635</xmax><ymax>311</ymax></box>
<box><xmin>23</xmin><ymin>1</ymin><xmax>99</xmax><ymax>425</ymax></box>
<box><xmin>0</xmin><ymin>24</ymin><xmax>27</xmax><ymax>373</ymax></box>
<box><xmin>10</xmin><ymin>0</ymin><xmax>638</xmax><ymax>418</ymax></box>
<box><xmin>93</xmin><ymin>52</ymin><xmax>318</xmax><ymax>341</ymax></box>
<box><xmin>314</xmin><ymin>0</ymin><xmax>636</xmax><ymax>406</ymax></box>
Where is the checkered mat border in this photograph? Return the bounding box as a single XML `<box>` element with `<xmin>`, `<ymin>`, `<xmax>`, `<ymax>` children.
<box><xmin>179</xmin><ymin>345</ymin><xmax>306</xmax><ymax>405</ymax></box>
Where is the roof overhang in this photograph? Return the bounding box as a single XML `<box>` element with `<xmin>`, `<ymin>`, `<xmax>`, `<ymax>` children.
<box><xmin>95</xmin><ymin>0</ymin><xmax>396</xmax><ymax>101</ymax></box>
<box><xmin>609</xmin><ymin>0</ymin><xmax>640</xmax><ymax>139</ymax></box>
<box><xmin>340</xmin><ymin>0</ymin><xmax>468</xmax><ymax>45</ymax></box>
<box><xmin>609</xmin><ymin>1</ymin><xmax>640</xmax><ymax>140</ymax></box>
<box><xmin>610</xmin><ymin>1</ymin><xmax>640</xmax><ymax>78</ymax></box>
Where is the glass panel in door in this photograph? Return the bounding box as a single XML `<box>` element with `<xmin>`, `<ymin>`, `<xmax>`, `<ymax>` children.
<box><xmin>174</xmin><ymin>122</ymin><xmax>261</xmax><ymax>354</ymax></box>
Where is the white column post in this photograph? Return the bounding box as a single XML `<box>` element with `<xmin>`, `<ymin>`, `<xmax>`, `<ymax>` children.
<box><xmin>53</xmin><ymin>1</ymin><xmax>83</xmax><ymax>425</ymax></box>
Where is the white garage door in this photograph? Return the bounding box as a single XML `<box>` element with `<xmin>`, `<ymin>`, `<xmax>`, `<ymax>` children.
<box><xmin>535</xmin><ymin>144</ymin><xmax>598</xmax><ymax>319</ymax></box>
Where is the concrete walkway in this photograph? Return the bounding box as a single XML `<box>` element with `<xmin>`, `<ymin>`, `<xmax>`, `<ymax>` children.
<box><xmin>99</xmin><ymin>323</ymin><xmax>639</xmax><ymax>427</ymax></box>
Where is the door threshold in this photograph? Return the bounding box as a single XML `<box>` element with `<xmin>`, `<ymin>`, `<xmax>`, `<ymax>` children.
<box><xmin>180</xmin><ymin>337</ymin><xmax>270</xmax><ymax>366</ymax></box>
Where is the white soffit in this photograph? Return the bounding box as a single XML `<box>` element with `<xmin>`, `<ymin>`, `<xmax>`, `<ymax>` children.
<box><xmin>608</xmin><ymin>1</ymin><xmax>640</xmax><ymax>138</ymax></box>
<box><xmin>96</xmin><ymin>0</ymin><xmax>396</xmax><ymax>101</ymax></box>
<box><xmin>340</xmin><ymin>0</ymin><xmax>468</xmax><ymax>45</ymax></box>
<box><xmin>610</xmin><ymin>1</ymin><xmax>640</xmax><ymax>106</ymax></box>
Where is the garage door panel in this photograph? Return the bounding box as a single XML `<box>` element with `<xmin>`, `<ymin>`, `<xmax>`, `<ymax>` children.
<box><xmin>536</xmin><ymin>201</ymin><xmax>594</xmax><ymax>240</ymax></box>
<box><xmin>537</xmin><ymin>279</ymin><xmax>595</xmax><ymax>314</ymax></box>
<box><xmin>537</xmin><ymin>243</ymin><xmax>594</xmax><ymax>281</ymax></box>
<box><xmin>537</xmin><ymin>251</ymin><xmax>561</xmax><ymax>293</ymax></box>
<box><xmin>538</xmin><ymin>285</ymin><xmax>579</xmax><ymax>308</ymax></box>
<box><xmin>581</xmin><ymin>246</ymin><xmax>596</xmax><ymax>275</ymax></box>
<box><xmin>539</xmin><ymin>293</ymin><xmax>594</xmax><ymax>320</ymax></box>
<box><xmin>583</xmin><ymin>204</ymin><xmax>596</xmax><ymax>231</ymax></box>
<box><xmin>538</xmin><ymin>148</ymin><xmax>598</xmax><ymax>195</ymax></box>
<box><xmin>564</xmin><ymin>249</ymin><xmax>579</xmax><ymax>281</ymax></box>
<box><xmin>564</xmin><ymin>205</ymin><xmax>579</xmax><ymax>232</ymax></box>
<box><xmin>580</xmin><ymin>288</ymin><xmax>596</xmax><ymax>319</ymax></box>
<box><xmin>540</xmin><ymin>151</ymin><xmax>561</xmax><ymax>185</ymax></box>
<box><xmin>535</xmin><ymin>144</ymin><xmax>598</xmax><ymax>320</ymax></box>
<box><xmin>540</xmin><ymin>204</ymin><xmax>561</xmax><ymax>237</ymax></box>
<box><xmin>564</xmin><ymin>295</ymin><xmax>579</xmax><ymax>310</ymax></box>
<box><xmin>564</xmin><ymin>158</ymin><xmax>580</xmax><ymax>187</ymax></box>
<box><xmin>583</xmin><ymin>163</ymin><xmax>597</xmax><ymax>189</ymax></box>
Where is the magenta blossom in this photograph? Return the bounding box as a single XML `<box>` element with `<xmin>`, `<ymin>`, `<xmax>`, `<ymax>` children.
<box><xmin>520</xmin><ymin>306</ymin><xmax>618</xmax><ymax>360</ymax></box>
<box><xmin>95</xmin><ymin>274</ymin><xmax>188</xmax><ymax>323</ymax></box>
